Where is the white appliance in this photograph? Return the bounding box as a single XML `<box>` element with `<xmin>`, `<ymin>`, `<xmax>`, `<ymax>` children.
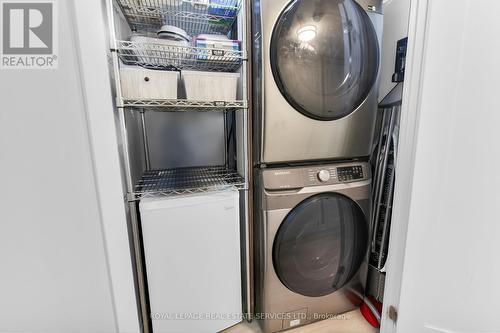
<box><xmin>139</xmin><ymin>190</ymin><xmax>242</xmax><ymax>333</ymax></box>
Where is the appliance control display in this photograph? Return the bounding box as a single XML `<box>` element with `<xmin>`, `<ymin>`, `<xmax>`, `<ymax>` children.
<box><xmin>337</xmin><ymin>165</ymin><xmax>364</xmax><ymax>182</ymax></box>
<box><xmin>317</xmin><ymin>170</ymin><xmax>331</xmax><ymax>182</ymax></box>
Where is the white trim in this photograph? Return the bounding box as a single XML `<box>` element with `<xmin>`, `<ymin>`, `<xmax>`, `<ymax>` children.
<box><xmin>69</xmin><ymin>0</ymin><xmax>140</xmax><ymax>332</ymax></box>
<box><xmin>380</xmin><ymin>0</ymin><xmax>430</xmax><ymax>332</ymax></box>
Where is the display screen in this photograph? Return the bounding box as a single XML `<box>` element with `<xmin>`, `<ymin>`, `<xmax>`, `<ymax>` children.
<box><xmin>337</xmin><ymin>166</ymin><xmax>364</xmax><ymax>181</ymax></box>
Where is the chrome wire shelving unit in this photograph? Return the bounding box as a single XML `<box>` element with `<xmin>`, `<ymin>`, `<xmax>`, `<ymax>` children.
<box><xmin>133</xmin><ymin>166</ymin><xmax>245</xmax><ymax>198</ymax></box>
<box><xmin>124</xmin><ymin>99</ymin><xmax>245</xmax><ymax>110</ymax></box>
<box><xmin>123</xmin><ymin>98</ymin><xmax>246</xmax><ymax>111</ymax></box>
<box><xmin>113</xmin><ymin>2</ymin><xmax>247</xmax><ymax>112</ymax></box>
<box><xmin>117</xmin><ymin>40</ymin><xmax>244</xmax><ymax>72</ymax></box>
<box><xmin>107</xmin><ymin>0</ymin><xmax>251</xmax><ymax>331</ymax></box>
<box><xmin>115</xmin><ymin>0</ymin><xmax>242</xmax><ymax>36</ymax></box>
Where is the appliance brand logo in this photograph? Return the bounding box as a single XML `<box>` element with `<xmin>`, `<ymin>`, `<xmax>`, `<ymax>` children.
<box><xmin>274</xmin><ymin>171</ymin><xmax>291</xmax><ymax>176</ymax></box>
<box><xmin>1</xmin><ymin>0</ymin><xmax>57</xmax><ymax>69</ymax></box>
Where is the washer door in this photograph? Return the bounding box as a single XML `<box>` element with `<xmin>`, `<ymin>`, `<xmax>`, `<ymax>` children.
<box><xmin>273</xmin><ymin>193</ymin><xmax>368</xmax><ymax>297</ymax></box>
<box><xmin>270</xmin><ymin>0</ymin><xmax>379</xmax><ymax>121</ymax></box>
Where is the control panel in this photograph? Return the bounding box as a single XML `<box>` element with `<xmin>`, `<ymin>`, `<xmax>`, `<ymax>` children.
<box><xmin>262</xmin><ymin>162</ymin><xmax>369</xmax><ymax>190</ymax></box>
<box><xmin>337</xmin><ymin>165</ymin><xmax>364</xmax><ymax>182</ymax></box>
<box><xmin>307</xmin><ymin>166</ymin><xmax>337</xmax><ymax>185</ymax></box>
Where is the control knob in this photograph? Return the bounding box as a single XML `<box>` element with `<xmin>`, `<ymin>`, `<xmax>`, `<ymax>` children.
<box><xmin>317</xmin><ymin>170</ymin><xmax>331</xmax><ymax>182</ymax></box>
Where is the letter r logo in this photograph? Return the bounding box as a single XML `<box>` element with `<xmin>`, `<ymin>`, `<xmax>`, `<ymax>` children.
<box><xmin>2</xmin><ymin>2</ymin><xmax>53</xmax><ymax>54</ymax></box>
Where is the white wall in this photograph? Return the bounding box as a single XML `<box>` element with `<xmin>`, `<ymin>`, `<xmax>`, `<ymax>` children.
<box><xmin>0</xmin><ymin>1</ymin><xmax>139</xmax><ymax>332</ymax></box>
<box><xmin>379</xmin><ymin>0</ymin><xmax>411</xmax><ymax>101</ymax></box>
<box><xmin>384</xmin><ymin>1</ymin><xmax>500</xmax><ymax>332</ymax></box>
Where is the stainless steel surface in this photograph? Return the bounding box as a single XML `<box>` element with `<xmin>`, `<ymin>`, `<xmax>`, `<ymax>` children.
<box><xmin>254</xmin><ymin>162</ymin><xmax>372</xmax><ymax>333</ymax></box>
<box><xmin>240</xmin><ymin>0</ymin><xmax>254</xmax><ymax>320</ymax></box>
<box><xmin>129</xmin><ymin>201</ymin><xmax>151</xmax><ymax>333</ymax></box>
<box><xmin>251</xmin><ymin>0</ymin><xmax>263</xmax><ymax>167</ymax></box>
<box><xmin>140</xmin><ymin>110</ymin><xmax>151</xmax><ymax>170</ymax></box>
<box><xmin>144</xmin><ymin>112</ymin><xmax>226</xmax><ymax>170</ymax></box>
<box><xmin>260</xmin><ymin>162</ymin><xmax>369</xmax><ymax>192</ymax></box>
<box><xmin>253</xmin><ymin>0</ymin><xmax>383</xmax><ymax>164</ymax></box>
<box><xmin>123</xmin><ymin>109</ymin><xmax>147</xmax><ymax>187</ymax></box>
<box><xmin>224</xmin><ymin>111</ymin><xmax>228</xmax><ymax>167</ymax></box>
<box><xmin>118</xmin><ymin>108</ymin><xmax>135</xmax><ymax>191</ymax></box>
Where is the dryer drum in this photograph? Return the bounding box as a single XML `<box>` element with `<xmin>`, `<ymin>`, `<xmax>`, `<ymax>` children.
<box><xmin>272</xmin><ymin>192</ymin><xmax>369</xmax><ymax>297</ymax></box>
<box><xmin>270</xmin><ymin>0</ymin><xmax>380</xmax><ymax>121</ymax></box>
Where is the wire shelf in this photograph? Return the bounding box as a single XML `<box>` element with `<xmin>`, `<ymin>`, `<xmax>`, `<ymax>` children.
<box><xmin>134</xmin><ymin>166</ymin><xmax>245</xmax><ymax>198</ymax></box>
<box><xmin>117</xmin><ymin>40</ymin><xmax>244</xmax><ymax>72</ymax></box>
<box><xmin>115</xmin><ymin>0</ymin><xmax>242</xmax><ymax>37</ymax></box>
<box><xmin>123</xmin><ymin>98</ymin><xmax>246</xmax><ymax>111</ymax></box>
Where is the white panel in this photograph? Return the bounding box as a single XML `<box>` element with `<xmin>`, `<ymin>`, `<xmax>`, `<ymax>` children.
<box><xmin>70</xmin><ymin>0</ymin><xmax>141</xmax><ymax>332</ymax></box>
<box><xmin>385</xmin><ymin>1</ymin><xmax>500</xmax><ymax>332</ymax></box>
<box><xmin>378</xmin><ymin>0</ymin><xmax>411</xmax><ymax>101</ymax></box>
<box><xmin>0</xmin><ymin>1</ymin><xmax>118</xmax><ymax>332</ymax></box>
<box><xmin>9</xmin><ymin>9</ymin><xmax>24</xmax><ymax>48</ymax></box>
<box><xmin>140</xmin><ymin>191</ymin><xmax>242</xmax><ymax>333</ymax></box>
<box><xmin>28</xmin><ymin>9</ymin><xmax>48</xmax><ymax>48</ymax></box>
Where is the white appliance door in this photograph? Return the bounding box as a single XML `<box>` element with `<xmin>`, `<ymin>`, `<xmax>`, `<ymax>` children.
<box><xmin>140</xmin><ymin>190</ymin><xmax>242</xmax><ymax>333</ymax></box>
<box><xmin>384</xmin><ymin>1</ymin><xmax>500</xmax><ymax>332</ymax></box>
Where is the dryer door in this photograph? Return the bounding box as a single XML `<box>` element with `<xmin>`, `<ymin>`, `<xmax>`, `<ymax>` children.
<box><xmin>270</xmin><ymin>0</ymin><xmax>379</xmax><ymax>121</ymax></box>
<box><xmin>273</xmin><ymin>193</ymin><xmax>369</xmax><ymax>297</ymax></box>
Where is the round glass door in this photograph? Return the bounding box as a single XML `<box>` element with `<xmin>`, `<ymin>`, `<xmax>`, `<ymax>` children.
<box><xmin>273</xmin><ymin>193</ymin><xmax>368</xmax><ymax>297</ymax></box>
<box><xmin>271</xmin><ymin>0</ymin><xmax>379</xmax><ymax>121</ymax></box>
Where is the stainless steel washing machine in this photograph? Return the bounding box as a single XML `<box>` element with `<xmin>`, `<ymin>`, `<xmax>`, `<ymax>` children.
<box><xmin>254</xmin><ymin>162</ymin><xmax>372</xmax><ymax>332</ymax></box>
<box><xmin>253</xmin><ymin>0</ymin><xmax>383</xmax><ymax>164</ymax></box>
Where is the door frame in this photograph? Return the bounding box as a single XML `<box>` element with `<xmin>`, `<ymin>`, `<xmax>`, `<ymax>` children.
<box><xmin>380</xmin><ymin>0</ymin><xmax>430</xmax><ymax>332</ymax></box>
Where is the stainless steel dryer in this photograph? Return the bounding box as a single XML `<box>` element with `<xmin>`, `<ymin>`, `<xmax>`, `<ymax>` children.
<box><xmin>254</xmin><ymin>162</ymin><xmax>372</xmax><ymax>332</ymax></box>
<box><xmin>253</xmin><ymin>0</ymin><xmax>383</xmax><ymax>164</ymax></box>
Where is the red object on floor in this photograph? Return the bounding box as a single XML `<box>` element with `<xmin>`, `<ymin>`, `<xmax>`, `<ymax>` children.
<box><xmin>360</xmin><ymin>296</ymin><xmax>383</xmax><ymax>328</ymax></box>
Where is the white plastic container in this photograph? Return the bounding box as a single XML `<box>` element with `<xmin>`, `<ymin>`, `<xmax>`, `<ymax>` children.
<box><xmin>181</xmin><ymin>70</ymin><xmax>239</xmax><ymax>101</ymax></box>
<box><xmin>192</xmin><ymin>0</ymin><xmax>209</xmax><ymax>9</ymax></box>
<box><xmin>120</xmin><ymin>66</ymin><xmax>179</xmax><ymax>100</ymax></box>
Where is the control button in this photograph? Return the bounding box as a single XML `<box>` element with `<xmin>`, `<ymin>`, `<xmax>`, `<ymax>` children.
<box><xmin>317</xmin><ymin>170</ymin><xmax>331</xmax><ymax>182</ymax></box>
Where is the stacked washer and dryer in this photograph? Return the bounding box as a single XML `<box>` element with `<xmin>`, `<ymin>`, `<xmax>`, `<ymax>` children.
<box><xmin>252</xmin><ymin>0</ymin><xmax>383</xmax><ymax>332</ymax></box>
